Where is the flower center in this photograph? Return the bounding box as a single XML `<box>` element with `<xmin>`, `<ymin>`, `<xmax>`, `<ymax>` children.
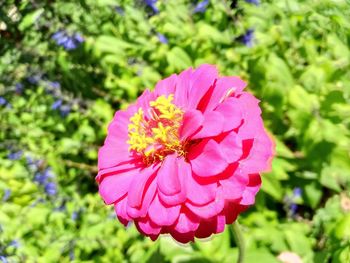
<box><xmin>127</xmin><ymin>94</ymin><xmax>185</xmax><ymax>165</ymax></box>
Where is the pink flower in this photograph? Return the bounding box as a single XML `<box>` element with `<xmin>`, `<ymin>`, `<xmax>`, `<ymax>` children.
<box><xmin>97</xmin><ymin>64</ymin><xmax>275</xmax><ymax>243</ymax></box>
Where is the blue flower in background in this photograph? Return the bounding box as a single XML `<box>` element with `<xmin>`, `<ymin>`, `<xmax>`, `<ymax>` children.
<box><xmin>2</xmin><ymin>189</ymin><xmax>11</xmax><ymax>202</ymax></box>
<box><xmin>7</xmin><ymin>150</ymin><xmax>23</xmax><ymax>160</ymax></box>
<box><xmin>48</xmin><ymin>81</ymin><xmax>60</xmax><ymax>89</ymax></box>
<box><xmin>114</xmin><ymin>6</ymin><xmax>124</xmax><ymax>15</ymax></box>
<box><xmin>65</xmin><ymin>38</ymin><xmax>78</xmax><ymax>50</ymax></box>
<box><xmin>43</xmin><ymin>167</ymin><xmax>55</xmax><ymax>178</ymax></box>
<box><xmin>239</xmin><ymin>29</ymin><xmax>255</xmax><ymax>47</ymax></box>
<box><xmin>27</xmin><ymin>74</ymin><xmax>42</xmax><ymax>84</ymax></box>
<box><xmin>0</xmin><ymin>256</ymin><xmax>8</xmax><ymax>263</ymax></box>
<box><xmin>34</xmin><ymin>167</ymin><xmax>54</xmax><ymax>185</ymax></box>
<box><xmin>69</xmin><ymin>249</ymin><xmax>75</xmax><ymax>261</ymax></box>
<box><xmin>52</xmin><ymin>31</ymin><xmax>84</xmax><ymax>50</ymax></box>
<box><xmin>144</xmin><ymin>0</ymin><xmax>159</xmax><ymax>14</ymax></box>
<box><xmin>0</xmin><ymin>97</ymin><xmax>7</xmax><ymax>106</ymax></box>
<box><xmin>26</xmin><ymin>156</ymin><xmax>42</xmax><ymax>171</ymax></box>
<box><xmin>52</xmin><ymin>31</ymin><xmax>68</xmax><ymax>45</ymax></box>
<box><xmin>60</xmin><ymin>105</ymin><xmax>71</xmax><ymax>117</ymax></box>
<box><xmin>51</xmin><ymin>99</ymin><xmax>62</xmax><ymax>110</ymax></box>
<box><xmin>51</xmin><ymin>100</ymin><xmax>71</xmax><ymax>117</ymax></box>
<box><xmin>71</xmin><ymin>211</ymin><xmax>78</xmax><ymax>221</ymax></box>
<box><xmin>284</xmin><ymin>187</ymin><xmax>303</xmax><ymax>216</ymax></box>
<box><xmin>44</xmin><ymin>182</ymin><xmax>57</xmax><ymax>196</ymax></box>
<box><xmin>54</xmin><ymin>200</ymin><xmax>66</xmax><ymax>212</ymax></box>
<box><xmin>245</xmin><ymin>0</ymin><xmax>260</xmax><ymax>5</ymax></box>
<box><xmin>9</xmin><ymin>240</ymin><xmax>20</xmax><ymax>248</ymax></box>
<box><xmin>289</xmin><ymin>203</ymin><xmax>298</xmax><ymax>215</ymax></box>
<box><xmin>293</xmin><ymin>187</ymin><xmax>302</xmax><ymax>198</ymax></box>
<box><xmin>157</xmin><ymin>33</ymin><xmax>168</xmax><ymax>44</ymax></box>
<box><xmin>73</xmin><ymin>33</ymin><xmax>84</xmax><ymax>44</ymax></box>
<box><xmin>34</xmin><ymin>172</ymin><xmax>48</xmax><ymax>185</ymax></box>
<box><xmin>193</xmin><ymin>0</ymin><xmax>209</xmax><ymax>13</ymax></box>
<box><xmin>15</xmin><ymin>83</ymin><xmax>23</xmax><ymax>93</ymax></box>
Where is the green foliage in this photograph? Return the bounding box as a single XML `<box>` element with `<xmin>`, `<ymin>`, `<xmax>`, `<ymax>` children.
<box><xmin>1</xmin><ymin>0</ymin><xmax>350</xmax><ymax>262</ymax></box>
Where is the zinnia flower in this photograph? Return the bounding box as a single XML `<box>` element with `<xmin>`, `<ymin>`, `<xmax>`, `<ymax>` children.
<box><xmin>97</xmin><ymin>64</ymin><xmax>274</xmax><ymax>243</ymax></box>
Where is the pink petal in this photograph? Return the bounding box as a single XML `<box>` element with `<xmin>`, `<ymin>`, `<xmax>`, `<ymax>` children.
<box><xmin>217</xmin><ymin>132</ymin><xmax>242</xmax><ymax>163</ymax></box>
<box><xmin>191</xmin><ymin>111</ymin><xmax>224</xmax><ymax>140</ymax></box>
<box><xmin>189</xmin><ymin>139</ymin><xmax>228</xmax><ymax>177</ymax></box>
<box><xmin>97</xmin><ymin>142</ymin><xmax>131</xmax><ymax>170</ymax></box>
<box><xmin>199</xmin><ymin>76</ymin><xmax>247</xmax><ymax>112</ymax></box>
<box><xmin>154</xmin><ymin>73</ymin><xmax>177</xmax><ymax>97</ymax></box>
<box><xmin>186</xmin><ymin>172</ymin><xmax>217</xmax><ymax>205</ymax></box>
<box><xmin>186</xmin><ymin>187</ymin><xmax>225</xmax><ymax>219</ymax></box>
<box><xmin>173</xmin><ymin>209</ymin><xmax>200</xmax><ymax>233</ymax></box>
<box><xmin>115</xmin><ymin>197</ymin><xmax>131</xmax><ymax>226</ymax></box>
<box><xmin>187</xmin><ymin>64</ymin><xmax>218</xmax><ymax>109</ymax></box>
<box><xmin>136</xmin><ymin>89</ymin><xmax>157</xmax><ymax>114</ymax></box>
<box><xmin>98</xmin><ymin>108</ymin><xmax>136</xmax><ymax>170</ymax></box>
<box><xmin>148</xmin><ymin>194</ymin><xmax>181</xmax><ymax>226</ymax></box>
<box><xmin>214</xmin><ymin>97</ymin><xmax>243</xmax><ymax>132</ymax></box>
<box><xmin>240</xmin><ymin>132</ymin><xmax>274</xmax><ymax>174</ymax></box>
<box><xmin>234</xmin><ymin>92</ymin><xmax>262</xmax><ymax>137</ymax></box>
<box><xmin>158</xmin><ymin>157</ymin><xmax>188</xmax><ymax>206</ymax></box>
<box><xmin>106</xmin><ymin>109</ymin><xmax>133</xmax><ymax>142</ymax></box>
<box><xmin>136</xmin><ymin>216</ymin><xmax>162</xmax><ymax>236</ymax></box>
<box><xmin>96</xmin><ymin>160</ymin><xmax>142</xmax><ymax>182</ymax></box>
<box><xmin>240</xmin><ymin>173</ymin><xmax>261</xmax><ymax>205</ymax></box>
<box><xmin>157</xmin><ymin>154</ymin><xmax>181</xmax><ymax>196</ymax></box>
<box><xmin>127</xmin><ymin>165</ymin><xmax>159</xmax><ymax>208</ymax></box>
<box><xmin>179</xmin><ymin>109</ymin><xmax>203</xmax><ymax>140</ymax></box>
<box><xmin>220</xmin><ymin>176</ymin><xmax>245</xmax><ymax>201</ymax></box>
<box><xmin>174</xmin><ymin>68</ymin><xmax>192</xmax><ymax>108</ymax></box>
<box><xmin>98</xmin><ymin>169</ymin><xmax>137</xmax><ymax>205</ymax></box>
<box><xmin>127</xmin><ymin>175</ymin><xmax>158</xmax><ymax>218</ymax></box>
<box><xmin>194</xmin><ymin>212</ymin><xmax>226</xmax><ymax>239</ymax></box>
<box><xmin>216</xmin><ymin>213</ymin><xmax>226</xmax><ymax>233</ymax></box>
<box><xmin>223</xmin><ymin>201</ymin><xmax>240</xmax><ymax>224</ymax></box>
<box><xmin>238</xmin><ymin>92</ymin><xmax>262</xmax><ymax>119</ymax></box>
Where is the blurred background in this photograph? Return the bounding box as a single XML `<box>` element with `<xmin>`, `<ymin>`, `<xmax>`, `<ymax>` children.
<box><xmin>0</xmin><ymin>0</ymin><xmax>350</xmax><ymax>262</ymax></box>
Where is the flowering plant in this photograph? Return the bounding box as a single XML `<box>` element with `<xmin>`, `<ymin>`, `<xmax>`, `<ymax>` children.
<box><xmin>97</xmin><ymin>64</ymin><xmax>274</xmax><ymax>243</ymax></box>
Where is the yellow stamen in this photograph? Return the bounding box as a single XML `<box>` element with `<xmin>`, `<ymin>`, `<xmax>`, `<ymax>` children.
<box><xmin>127</xmin><ymin>94</ymin><xmax>184</xmax><ymax>165</ymax></box>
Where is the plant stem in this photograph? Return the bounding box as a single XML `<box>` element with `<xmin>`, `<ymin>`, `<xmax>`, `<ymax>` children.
<box><xmin>232</xmin><ymin>221</ymin><xmax>245</xmax><ymax>263</ymax></box>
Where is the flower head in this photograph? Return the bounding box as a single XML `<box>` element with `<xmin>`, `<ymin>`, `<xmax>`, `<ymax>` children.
<box><xmin>245</xmin><ymin>0</ymin><xmax>260</xmax><ymax>5</ymax></box>
<box><xmin>193</xmin><ymin>0</ymin><xmax>209</xmax><ymax>14</ymax></box>
<box><xmin>238</xmin><ymin>29</ymin><xmax>255</xmax><ymax>47</ymax></box>
<box><xmin>144</xmin><ymin>0</ymin><xmax>159</xmax><ymax>14</ymax></box>
<box><xmin>15</xmin><ymin>83</ymin><xmax>23</xmax><ymax>93</ymax></box>
<box><xmin>27</xmin><ymin>74</ymin><xmax>42</xmax><ymax>84</ymax></box>
<box><xmin>0</xmin><ymin>97</ymin><xmax>8</xmax><ymax>106</ymax></box>
<box><xmin>51</xmin><ymin>99</ymin><xmax>63</xmax><ymax>110</ymax></box>
<box><xmin>52</xmin><ymin>30</ymin><xmax>84</xmax><ymax>50</ymax></box>
<box><xmin>97</xmin><ymin>65</ymin><xmax>274</xmax><ymax>243</ymax></box>
<box><xmin>7</xmin><ymin>150</ymin><xmax>22</xmax><ymax>160</ymax></box>
<box><xmin>2</xmin><ymin>189</ymin><xmax>11</xmax><ymax>202</ymax></box>
<box><xmin>157</xmin><ymin>33</ymin><xmax>168</xmax><ymax>44</ymax></box>
<box><xmin>44</xmin><ymin>182</ymin><xmax>57</xmax><ymax>196</ymax></box>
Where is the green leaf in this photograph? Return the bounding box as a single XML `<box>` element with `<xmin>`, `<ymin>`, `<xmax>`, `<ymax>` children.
<box><xmin>284</xmin><ymin>225</ymin><xmax>313</xmax><ymax>256</ymax></box>
<box><xmin>304</xmin><ymin>182</ymin><xmax>322</xmax><ymax>208</ymax></box>
<box><xmin>334</xmin><ymin>214</ymin><xmax>350</xmax><ymax>240</ymax></box>
<box><xmin>320</xmin><ymin>166</ymin><xmax>343</xmax><ymax>192</ymax></box>
<box><xmin>261</xmin><ymin>173</ymin><xmax>283</xmax><ymax>201</ymax></box>
<box><xmin>245</xmin><ymin>249</ymin><xmax>280</xmax><ymax>263</ymax></box>
<box><xmin>19</xmin><ymin>8</ymin><xmax>44</xmax><ymax>31</ymax></box>
<box><xmin>167</xmin><ymin>47</ymin><xmax>192</xmax><ymax>71</ymax></box>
